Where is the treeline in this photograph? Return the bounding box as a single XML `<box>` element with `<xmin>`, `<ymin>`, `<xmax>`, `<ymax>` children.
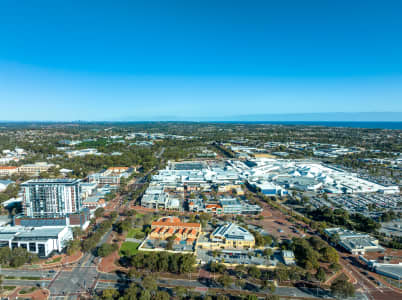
<box><xmin>50</xmin><ymin>148</ymin><xmax>157</xmax><ymax>177</ymax></box>
<box><xmin>379</xmin><ymin>210</ymin><xmax>400</xmax><ymax>222</ymax></box>
<box><xmin>124</xmin><ymin>251</ymin><xmax>196</xmax><ymax>274</ymax></box>
<box><xmin>0</xmin><ymin>247</ymin><xmax>39</xmax><ymax>267</ymax></box>
<box><xmin>209</xmin><ymin>259</ymin><xmax>337</xmax><ymax>284</ymax></box>
<box><xmin>67</xmin><ymin>218</ymin><xmax>115</xmax><ymax>255</ymax></box>
<box><xmin>290</xmin><ymin>236</ymin><xmax>339</xmax><ymax>270</ymax></box>
<box><xmin>308</xmin><ymin>207</ymin><xmax>380</xmax><ymax>233</ymax></box>
<box><xmin>96</xmin><ymin>281</ymin><xmax>280</xmax><ymax>300</ymax></box>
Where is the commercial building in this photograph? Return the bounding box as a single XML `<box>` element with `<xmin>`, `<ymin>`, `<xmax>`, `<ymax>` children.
<box><xmin>0</xmin><ymin>166</ymin><xmax>18</xmax><ymax>177</ymax></box>
<box><xmin>0</xmin><ymin>226</ymin><xmax>73</xmax><ymax>257</ymax></box>
<box><xmin>243</xmin><ymin>158</ymin><xmax>399</xmax><ymax>195</ymax></box>
<box><xmin>199</xmin><ymin>223</ymin><xmax>255</xmax><ymax>250</ymax></box>
<box><xmin>219</xmin><ymin>198</ymin><xmax>262</xmax><ymax>215</ymax></box>
<box><xmin>82</xmin><ymin>195</ymin><xmax>106</xmax><ymax>210</ymax></box>
<box><xmin>372</xmin><ymin>263</ymin><xmax>402</xmax><ymax>280</ymax></box>
<box><xmin>325</xmin><ymin>228</ymin><xmax>384</xmax><ymax>255</ymax></box>
<box><xmin>88</xmin><ymin>167</ymin><xmax>133</xmax><ymax>186</ymax></box>
<box><xmin>18</xmin><ymin>162</ymin><xmax>57</xmax><ymax>177</ymax></box>
<box><xmin>14</xmin><ymin>209</ymin><xmax>91</xmax><ymax>229</ymax></box>
<box><xmin>281</xmin><ymin>250</ymin><xmax>296</xmax><ymax>265</ymax></box>
<box><xmin>65</xmin><ymin>148</ymin><xmax>100</xmax><ymax>158</ymax></box>
<box><xmin>21</xmin><ymin>179</ymin><xmax>82</xmax><ymax>218</ymax></box>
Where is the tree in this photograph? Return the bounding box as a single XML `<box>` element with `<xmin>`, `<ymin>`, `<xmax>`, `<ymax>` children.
<box><xmin>72</xmin><ymin>227</ymin><xmax>84</xmax><ymax>239</ymax></box>
<box><xmin>265</xmin><ymin>295</ymin><xmax>280</xmax><ymax>300</ymax></box>
<box><xmin>316</xmin><ymin>267</ymin><xmax>326</xmax><ymax>282</ymax></box>
<box><xmin>217</xmin><ymin>274</ymin><xmax>233</xmax><ymax>288</ymax></box>
<box><xmin>263</xmin><ymin>248</ymin><xmax>273</xmax><ymax>258</ymax></box>
<box><xmin>173</xmin><ymin>287</ymin><xmax>188</xmax><ymax>299</ymax></box>
<box><xmin>209</xmin><ymin>262</ymin><xmax>226</xmax><ymax>274</ymax></box>
<box><xmin>330</xmin><ymin>279</ymin><xmax>355</xmax><ymax>298</ymax></box>
<box><xmin>153</xmin><ymin>291</ymin><xmax>170</xmax><ymax>300</ymax></box>
<box><xmin>248</xmin><ymin>265</ymin><xmax>261</xmax><ymax>279</ymax></box>
<box><xmin>261</xmin><ymin>280</ymin><xmax>276</xmax><ymax>293</ymax></box>
<box><xmin>95</xmin><ymin>207</ymin><xmax>105</xmax><ymax>219</ymax></box>
<box><xmin>101</xmin><ymin>288</ymin><xmax>119</xmax><ymax>300</ymax></box>
<box><xmin>97</xmin><ymin>243</ymin><xmax>118</xmax><ymax>257</ymax></box>
<box><xmin>329</xmin><ymin>262</ymin><xmax>342</xmax><ymax>272</ymax></box>
<box><xmin>166</xmin><ymin>234</ymin><xmax>176</xmax><ymax>250</ymax></box>
<box><xmin>110</xmin><ymin>211</ymin><xmax>118</xmax><ymax>219</ymax></box>
<box><xmin>139</xmin><ymin>289</ymin><xmax>151</xmax><ymax>300</ymax></box>
<box><xmin>66</xmin><ymin>239</ymin><xmax>81</xmax><ymax>255</ymax></box>
<box><xmin>142</xmin><ymin>275</ymin><xmax>157</xmax><ymax>292</ymax></box>
<box><xmin>320</xmin><ymin>246</ymin><xmax>339</xmax><ymax>264</ymax></box>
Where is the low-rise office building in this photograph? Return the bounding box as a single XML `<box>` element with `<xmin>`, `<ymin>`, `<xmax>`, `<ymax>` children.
<box><xmin>14</xmin><ymin>208</ymin><xmax>91</xmax><ymax>229</ymax></box>
<box><xmin>199</xmin><ymin>223</ymin><xmax>255</xmax><ymax>250</ymax></box>
<box><xmin>0</xmin><ymin>166</ymin><xmax>19</xmax><ymax>177</ymax></box>
<box><xmin>18</xmin><ymin>162</ymin><xmax>57</xmax><ymax>177</ymax></box>
<box><xmin>219</xmin><ymin>198</ymin><xmax>262</xmax><ymax>215</ymax></box>
<box><xmin>0</xmin><ymin>226</ymin><xmax>73</xmax><ymax>257</ymax></box>
<box><xmin>325</xmin><ymin>228</ymin><xmax>384</xmax><ymax>255</ymax></box>
<box><xmin>282</xmin><ymin>250</ymin><xmax>296</xmax><ymax>265</ymax></box>
<box><xmin>88</xmin><ymin>167</ymin><xmax>133</xmax><ymax>186</ymax></box>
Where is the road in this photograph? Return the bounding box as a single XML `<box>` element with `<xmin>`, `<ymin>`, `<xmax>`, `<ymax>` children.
<box><xmin>339</xmin><ymin>256</ymin><xmax>401</xmax><ymax>300</ymax></box>
<box><xmin>2</xmin><ymin>256</ymin><xmax>371</xmax><ymax>300</ymax></box>
<box><xmin>46</xmin><ymin>224</ymin><xmax>114</xmax><ymax>298</ymax></box>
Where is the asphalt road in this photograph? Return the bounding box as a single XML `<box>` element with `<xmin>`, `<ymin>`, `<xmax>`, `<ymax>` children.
<box><xmin>3</xmin><ymin>268</ymin><xmax>371</xmax><ymax>300</ymax></box>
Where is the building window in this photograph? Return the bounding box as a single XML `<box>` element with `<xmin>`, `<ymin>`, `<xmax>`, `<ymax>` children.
<box><xmin>38</xmin><ymin>244</ymin><xmax>46</xmax><ymax>257</ymax></box>
<box><xmin>29</xmin><ymin>243</ymin><xmax>36</xmax><ymax>252</ymax></box>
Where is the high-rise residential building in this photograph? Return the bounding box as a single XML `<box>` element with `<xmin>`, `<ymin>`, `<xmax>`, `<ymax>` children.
<box><xmin>21</xmin><ymin>179</ymin><xmax>82</xmax><ymax>218</ymax></box>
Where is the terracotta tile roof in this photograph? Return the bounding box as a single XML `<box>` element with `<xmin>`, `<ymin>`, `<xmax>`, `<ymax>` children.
<box><xmin>0</xmin><ymin>166</ymin><xmax>18</xmax><ymax>170</ymax></box>
<box><xmin>108</xmin><ymin>167</ymin><xmax>129</xmax><ymax>171</ymax></box>
<box><xmin>206</xmin><ymin>204</ymin><xmax>222</xmax><ymax>209</ymax></box>
<box><xmin>151</xmin><ymin>221</ymin><xmax>201</xmax><ymax>228</ymax></box>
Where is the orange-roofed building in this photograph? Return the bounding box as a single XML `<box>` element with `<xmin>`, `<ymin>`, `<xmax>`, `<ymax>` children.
<box><xmin>106</xmin><ymin>167</ymin><xmax>130</xmax><ymax>174</ymax></box>
<box><xmin>0</xmin><ymin>166</ymin><xmax>18</xmax><ymax>177</ymax></box>
<box><xmin>149</xmin><ymin>216</ymin><xmax>201</xmax><ymax>242</ymax></box>
<box><xmin>205</xmin><ymin>204</ymin><xmax>223</xmax><ymax>215</ymax></box>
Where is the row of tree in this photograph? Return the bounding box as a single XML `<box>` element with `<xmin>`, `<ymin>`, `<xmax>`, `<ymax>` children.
<box><xmin>0</xmin><ymin>247</ymin><xmax>39</xmax><ymax>267</ymax></box>
<box><xmin>126</xmin><ymin>251</ymin><xmax>196</xmax><ymax>274</ymax></box>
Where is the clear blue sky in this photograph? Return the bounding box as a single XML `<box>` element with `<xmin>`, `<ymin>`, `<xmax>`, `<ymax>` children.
<box><xmin>0</xmin><ymin>0</ymin><xmax>401</xmax><ymax>121</ymax></box>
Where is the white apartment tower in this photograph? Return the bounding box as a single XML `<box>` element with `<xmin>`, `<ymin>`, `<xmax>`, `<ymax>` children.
<box><xmin>21</xmin><ymin>179</ymin><xmax>82</xmax><ymax>217</ymax></box>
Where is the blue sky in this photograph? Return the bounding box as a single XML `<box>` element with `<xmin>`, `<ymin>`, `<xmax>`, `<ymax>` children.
<box><xmin>0</xmin><ymin>1</ymin><xmax>401</xmax><ymax>121</ymax></box>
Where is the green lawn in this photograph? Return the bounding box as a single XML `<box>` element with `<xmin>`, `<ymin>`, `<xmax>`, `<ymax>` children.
<box><xmin>126</xmin><ymin>228</ymin><xmax>146</xmax><ymax>239</ymax></box>
<box><xmin>120</xmin><ymin>241</ymin><xmax>140</xmax><ymax>256</ymax></box>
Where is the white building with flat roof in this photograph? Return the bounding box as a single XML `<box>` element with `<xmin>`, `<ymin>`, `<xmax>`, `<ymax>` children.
<box><xmin>0</xmin><ymin>226</ymin><xmax>73</xmax><ymax>257</ymax></box>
